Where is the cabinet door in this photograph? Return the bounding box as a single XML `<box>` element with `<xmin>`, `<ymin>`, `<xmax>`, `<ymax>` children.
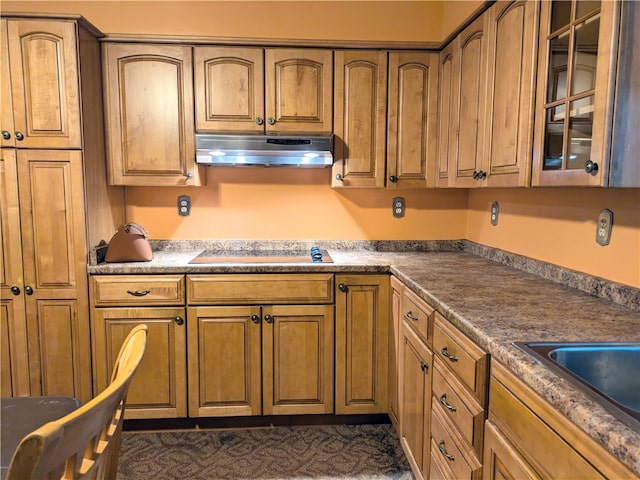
<box><xmin>17</xmin><ymin>150</ymin><xmax>91</xmax><ymax>402</ymax></box>
<box><xmin>532</xmin><ymin>0</ymin><xmax>618</xmax><ymax>186</ymax></box>
<box><xmin>332</xmin><ymin>50</ymin><xmax>387</xmax><ymax>188</ymax></box>
<box><xmin>92</xmin><ymin>307</ymin><xmax>187</xmax><ymax>418</ymax></box>
<box><xmin>484</xmin><ymin>0</ymin><xmax>539</xmax><ymax>187</ymax></box>
<box><xmin>388</xmin><ymin>276</ymin><xmax>403</xmax><ymax>429</ymax></box>
<box><xmin>387</xmin><ymin>52</ymin><xmax>439</xmax><ymax>188</ymax></box>
<box><xmin>262</xmin><ymin>304</ymin><xmax>334</xmax><ymax>415</ymax></box>
<box><xmin>103</xmin><ymin>43</ymin><xmax>203</xmax><ymax>186</ymax></box>
<box><xmin>0</xmin><ymin>149</ymin><xmax>29</xmax><ymax>397</ymax></box>
<box><xmin>265</xmin><ymin>48</ymin><xmax>333</xmax><ymax>134</ymax></box>
<box><xmin>400</xmin><ymin>320</ymin><xmax>433</xmax><ymax>480</ymax></box>
<box><xmin>1</xmin><ymin>20</ymin><xmax>15</xmax><ymax>148</ymax></box>
<box><xmin>483</xmin><ymin>421</ymin><xmax>541</xmax><ymax>480</ymax></box>
<box><xmin>436</xmin><ymin>41</ymin><xmax>456</xmax><ymax>188</ymax></box>
<box><xmin>194</xmin><ymin>46</ymin><xmax>265</xmax><ymax>133</ymax></box>
<box><xmin>187</xmin><ymin>306</ymin><xmax>262</xmax><ymax>417</ymax></box>
<box><xmin>450</xmin><ymin>14</ymin><xmax>489</xmax><ymax>188</ymax></box>
<box><xmin>6</xmin><ymin>19</ymin><xmax>81</xmax><ymax>149</ymax></box>
<box><xmin>335</xmin><ymin>274</ymin><xmax>389</xmax><ymax>414</ymax></box>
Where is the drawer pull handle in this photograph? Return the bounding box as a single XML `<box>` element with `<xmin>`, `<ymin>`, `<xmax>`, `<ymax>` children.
<box><xmin>440</xmin><ymin>393</ymin><xmax>457</xmax><ymax>412</ymax></box>
<box><xmin>441</xmin><ymin>347</ymin><xmax>458</xmax><ymax>362</ymax></box>
<box><xmin>127</xmin><ymin>290</ymin><xmax>150</xmax><ymax>297</ymax></box>
<box><xmin>437</xmin><ymin>440</ymin><xmax>455</xmax><ymax>461</ymax></box>
<box><xmin>405</xmin><ymin>311</ymin><xmax>419</xmax><ymax>321</ymax></box>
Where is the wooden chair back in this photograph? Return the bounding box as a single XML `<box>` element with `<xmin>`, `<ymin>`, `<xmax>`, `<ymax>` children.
<box><xmin>6</xmin><ymin>324</ymin><xmax>148</xmax><ymax>480</ymax></box>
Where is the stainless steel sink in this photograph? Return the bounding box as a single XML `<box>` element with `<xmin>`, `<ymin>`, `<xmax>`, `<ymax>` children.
<box><xmin>514</xmin><ymin>342</ymin><xmax>640</xmax><ymax>430</ymax></box>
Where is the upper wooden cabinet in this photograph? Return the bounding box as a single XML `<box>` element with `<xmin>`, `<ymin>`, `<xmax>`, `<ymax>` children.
<box><xmin>194</xmin><ymin>47</ymin><xmax>333</xmax><ymax>135</ymax></box>
<box><xmin>532</xmin><ymin>0</ymin><xmax>639</xmax><ymax>187</ymax></box>
<box><xmin>1</xmin><ymin>19</ymin><xmax>82</xmax><ymax>149</ymax></box>
<box><xmin>333</xmin><ymin>51</ymin><xmax>438</xmax><ymax>188</ymax></box>
<box><xmin>102</xmin><ymin>43</ymin><xmax>204</xmax><ymax>186</ymax></box>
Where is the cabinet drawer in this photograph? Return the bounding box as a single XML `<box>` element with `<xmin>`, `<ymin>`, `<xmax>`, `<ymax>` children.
<box><xmin>400</xmin><ymin>287</ymin><xmax>433</xmax><ymax>344</ymax></box>
<box><xmin>433</xmin><ymin>314</ymin><xmax>488</xmax><ymax>404</ymax></box>
<box><xmin>187</xmin><ymin>274</ymin><xmax>334</xmax><ymax>305</ymax></box>
<box><xmin>431</xmin><ymin>401</ymin><xmax>482</xmax><ymax>480</ymax></box>
<box><xmin>91</xmin><ymin>275</ymin><xmax>185</xmax><ymax>306</ymax></box>
<box><xmin>432</xmin><ymin>357</ymin><xmax>485</xmax><ymax>456</ymax></box>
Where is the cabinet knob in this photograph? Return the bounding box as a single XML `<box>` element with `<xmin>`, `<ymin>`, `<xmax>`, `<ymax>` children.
<box><xmin>335</xmin><ymin>174</ymin><xmax>343</xmax><ymax>181</ymax></box>
<box><xmin>24</xmin><ymin>286</ymin><xmax>34</xmax><ymax>295</ymax></box>
<box><xmin>584</xmin><ymin>160</ymin><xmax>599</xmax><ymax>174</ymax></box>
<box><xmin>14</xmin><ymin>131</ymin><xmax>24</xmax><ymax>141</ymax></box>
<box><xmin>2</xmin><ymin>130</ymin><xmax>10</xmax><ymax>140</ymax></box>
<box><xmin>440</xmin><ymin>346</ymin><xmax>458</xmax><ymax>362</ymax></box>
<box><xmin>256</xmin><ymin>117</ymin><xmax>264</xmax><ymax>126</ymax></box>
<box><xmin>10</xmin><ymin>285</ymin><xmax>20</xmax><ymax>295</ymax></box>
<box><xmin>437</xmin><ymin>440</ymin><xmax>455</xmax><ymax>461</ymax></box>
<box><xmin>264</xmin><ymin>314</ymin><xmax>273</xmax><ymax>323</ymax></box>
<box><xmin>185</xmin><ymin>172</ymin><xmax>193</xmax><ymax>179</ymax></box>
<box><xmin>267</xmin><ymin>117</ymin><xmax>276</xmax><ymax>126</ymax></box>
<box><xmin>420</xmin><ymin>361</ymin><xmax>429</xmax><ymax>372</ymax></box>
<box><xmin>338</xmin><ymin>283</ymin><xmax>348</xmax><ymax>292</ymax></box>
<box><xmin>174</xmin><ymin>316</ymin><xmax>184</xmax><ymax>326</ymax></box>
<box><xmin>473</xmin><ymin>170</ymin><xmax>479</xmax><ymax>179</ymax></box>
<box><xmin>251</xmin><ymin>314</ymin><xmax>260</xmax><ymax>324</ymax></box>
<box><xmin>389</xmin><ymin>175</ymin><xmax>398</xmax><ymax>183</ymax></box>
<box><xmin>473</xmin><ymin>170</ymin><xmax>486</xmax><ymax>180</ymax></box>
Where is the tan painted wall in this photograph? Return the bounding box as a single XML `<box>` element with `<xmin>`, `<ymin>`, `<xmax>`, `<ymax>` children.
<box><xmin>3</xmin><ymin>1</ymin><xmax>638</xmax><ymax>288</ymax></box>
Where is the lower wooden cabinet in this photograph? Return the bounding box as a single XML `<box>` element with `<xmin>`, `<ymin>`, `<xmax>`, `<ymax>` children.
<box><xmin>483</xmin><ymin>421</ymin><xmax>540</xmax><ymax>480</ymax></box>
<box><xmin>388</xmin><ymin>276</ymin><xmax>403</xmax><ymax>429</ymax></box>
<box><xmin>335</xmin><ymin>274</ymin><xmax>389</xmax><ymax>414</ymax></box>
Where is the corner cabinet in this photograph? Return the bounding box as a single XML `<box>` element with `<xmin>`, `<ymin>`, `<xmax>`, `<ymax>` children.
<box><xmin>334</xmin><ymin>274</ymin><xmax>389</xmax><ymax>414</ymax></box>
<box><xmin>194</xmin><ymin>46</ymin><xmax>333</xmax><ymax>134</ymax></box>
<box><xmin>102</xmin><ymin>43</ymin><xmax>205</xmax><ymax>186</ymax></box>
<box><xmin>532</xmin><ymin>0</ymin><xmax>639</xmax><ymax>187</ymax></box>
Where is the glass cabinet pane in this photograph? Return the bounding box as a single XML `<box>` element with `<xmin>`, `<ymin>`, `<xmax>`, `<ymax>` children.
<box><xmin>576</xmin><ymin>0</ymin><xmax>600</xmax><ymax>19</ymax></box>
<box><xmin>571</xmin><ymin>15</ymin><xmax>599</xmax><ymax>95</ymax></box>
<box><xmin>551</xmin><ymin>1</ymin><xmax>572</xmax><ymax>32</ymax></box>
<box><xmin>567</xmin><ymin>95</ymin><xmax>594</xmax><ymax>169</ymax></box>
<box><xmin>547</xmin><ymin>33</ymin><xmax>570</xmax><ymax>103</ymax></box>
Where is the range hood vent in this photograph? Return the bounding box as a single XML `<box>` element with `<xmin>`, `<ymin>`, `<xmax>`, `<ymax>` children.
<box><xmin>196</xmin><ymin>134</ymin><xmax>333</xmax><ymax>168</ymax></box>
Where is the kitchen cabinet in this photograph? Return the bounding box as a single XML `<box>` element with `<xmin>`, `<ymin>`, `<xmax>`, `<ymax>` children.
<box><xmin>334</xmin><ymin>274</ymin><xmax>389</xmax><ymax>414</ymax></box>
<box><xmin>194</xmin><ymin>46</ymin><xmax>333</xmax><ymax>134</ymax></box>
<box><xmin>430</xmin><ymin>313</ymin><xmax>487</xmax><ymax>480</ymax></box>
<box><xmin>388</xmin><ymin>276</ymin><xmax>403</xmax><ymax>430</ymax></box>
<box><xmin>531</xmin><ymin>0</ymin><xmax>638</xmax><ymax>187</ymax></box>
<box><xmin>102</xmin><ymin>42</ymin><xmax>204</xmax><ymax>186</ymax></box>
<box><xmin>333</xmin><ymin>51</ymin><xmax>438</xmax><ymax>188</ymax></box>
<box><xmin>485</xmin><ymin>361</ymin><xmax>636</xmax><ymax>479</ymax></box>
<box><xmin>90</xmin><ymin>275</ymin><xmax>187</xmax><ymax>419</ymax></box>
<box><xmin>1</xmin><ymin>19</ymin><xmax>81</xmax><ymax>149</ymax></box>
<box><xmin>187</xmin><ymin>274</ymin><xmax>334</xmax><ymax>417</ymax></box>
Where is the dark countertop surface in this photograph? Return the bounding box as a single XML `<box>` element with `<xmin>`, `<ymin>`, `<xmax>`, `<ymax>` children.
<box><xmin>88</xmin><ymin>247</ymin><xmax>640</xmax><ymax>475</ymax></box>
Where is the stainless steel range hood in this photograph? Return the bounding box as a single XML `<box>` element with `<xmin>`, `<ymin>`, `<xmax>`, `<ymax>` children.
<box><xmin>196</xmin><ymin>134</ymin><xmax>333</xmax><ymax>167</ymax></box>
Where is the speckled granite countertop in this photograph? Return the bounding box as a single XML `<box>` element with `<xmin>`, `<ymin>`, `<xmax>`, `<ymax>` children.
<box><xmin>88</xmin><ymin>242</ymin><xmax>640</xmax><ymax>475</ymax></box>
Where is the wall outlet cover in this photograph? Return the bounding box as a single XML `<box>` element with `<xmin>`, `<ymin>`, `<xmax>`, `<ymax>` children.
<box><xmin>491</xmin><ymin>201</ymin><xmax>499</xmax><ymax>226</ymax></box>
<box><xmin>178</xmin><ymin>195</ymin><xmax>191</xmax><ymax>216</ymax></box>
<box><xmin>596</xmin><ymin>208</ymin><xmax>613</xmax><ymax>246</ymax></box>
<box><xmin>393</xmin><ymin>197</ymin><xmax>405</xmax><ymax>218</ymax></box>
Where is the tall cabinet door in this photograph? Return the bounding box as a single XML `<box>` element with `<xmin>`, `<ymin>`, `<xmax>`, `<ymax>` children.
<box><xmin>6</xmin><ymin>19</ymin><xmax>81</xmax><ymax>149</ymax></box>
<box><xmin>436</xmin><ymin>41</ymin><xmax>456</xmax><ymax>188</ymax></box>
<box><xmin>17</xmin><ymin>150</ymin><xmax>92</xmax><ymax>402</ymax></box>
<box><xmin>332</xmin><ymin>50</ymin><xmax>388</xmax><ymax>188</ymax></box>
<box><xmin>0</xmin><ymin>149</ymin><xmax>29</xmax><ymax>397</ymax></box>
<box><xmin>92</xmin><ymin>307</ymin><xmax>187</xmax><ymax>419</ymax></box>
<box><xmin>450</xmin><ymin>14</ymin><xmax>489</xmax><ymax>188</ymax></box>
<box><xmin>103</xmin><ymin>43</ymin><xmax>201</xmax><ymax>186</ymax></box>
<box><xmin>387</xmin><ymin>52</ymin><xmax>439</xmax><ymax>189</ymax></box>
<box><xmin>194</xmin><ymin>46</ymin><xmax>265</xmax><ymax>133</ymax></box>
<box><xmin>262</xmin><ymin>304</ymin><xmax>334</xmax><ymax>415</ymax></box>
<box><xmin>187</xmin><ymin>305</ymin><xmax>262</xmax><ymax>417</ymax></box>
<box><xmin>1</xmin><ymin>20</ymin><xmax>16</xmax><ymax>148</ymax></box>
<box><xmin>335</xmin><ymin>274</ymin><xmax>389</xmax><ymax>415</ymax></box>
<box><xmin>484</xmin><ymin>0</ymin><xmax>539</xmax><ymax>187</ymax></box>
<box><xmin>265</xmin><ymin>48</ymin><xmax>333</xmax><ymax>134</ymax></box>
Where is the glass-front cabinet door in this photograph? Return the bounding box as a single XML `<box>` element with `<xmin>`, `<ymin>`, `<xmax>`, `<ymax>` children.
<box><xmin>532</xmin><ymin>0</ymin><xmax>618</xmax><ymax>186</ymax></box>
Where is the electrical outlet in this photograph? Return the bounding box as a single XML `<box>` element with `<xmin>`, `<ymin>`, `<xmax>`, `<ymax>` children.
<box><xmin>393</xmin><ymin>197</ymin><xmax>405</xmax><ymax>218</ymax></box>
<box><xmin>596</xmin><ymin>209</ymin><xmax>613</xmax><ymax>246</ymax></box>
<box><xmin>178</xmin><ymin>195</ymin><xmax>191</xmax><ymax>217</ymax></box>
<box><xmin>491</xmin><ymin>201</ymin><xmax>499</xmax><ymax>226</ymax></box>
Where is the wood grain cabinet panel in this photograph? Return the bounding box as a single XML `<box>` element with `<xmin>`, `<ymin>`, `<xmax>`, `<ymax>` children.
<box><xmin>91</xmin><ymin>275</ymin><xmax>185</xmax><ymax>306</ymax></box>
<box><xmin>388</xmin><ymin>276</ymin><xmax>403</xmax><ymax>430</ymax></box>
<box><xmin>103</xmin><ymin>43</ymin><xmax>204</xmax><ymax>186</ymax></box>
<box><xmin>4</xmin><ymin>19</ymin><xmax>81</xmax><ymax>149</ymax></box>
<box><xmin>436</xmin><ymin>41</ymin><xmax>455</xmax><ymax>188</ymax></box>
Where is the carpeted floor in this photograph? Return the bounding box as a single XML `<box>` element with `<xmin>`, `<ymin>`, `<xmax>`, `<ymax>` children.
<box><xmin>117</xmin><ymin>423</ymin><xmax>414</xmax><ymax>480</ymax></box>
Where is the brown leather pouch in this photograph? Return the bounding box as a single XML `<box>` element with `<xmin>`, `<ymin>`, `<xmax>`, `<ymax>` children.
<box><xmin>105</xmin><ymin>223</ymin><xmax>153</xmax><ymax>263</ymax></box>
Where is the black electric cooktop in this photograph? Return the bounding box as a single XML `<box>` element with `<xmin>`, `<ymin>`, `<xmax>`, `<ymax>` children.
<box><xmin>188</xmin><ymin>248</ymin><xmax>333</xmax><ymax>264</ymax></box>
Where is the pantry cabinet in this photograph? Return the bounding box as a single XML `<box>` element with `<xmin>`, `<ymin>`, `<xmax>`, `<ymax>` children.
<box><xmin>334</xmin><ymin>274</ymin><xmax>389</xmax><ymax>414</ymax></box>
<box><xmin>531</xmin><ymin>0</ymin><xmax>620</xmax><ymax>187</ymax></box>
<box><xmin>194</xmin><ymin>47</ymin><xmax>333</xmax><ymax>134</ymax></box>
<box><xmin>102</xmin><ymin>43</ymin><xmax>204</xmax><ymax>186</ymax></box>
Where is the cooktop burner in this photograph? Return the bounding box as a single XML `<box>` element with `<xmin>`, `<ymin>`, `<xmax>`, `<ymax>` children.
<box><xmin>188</xmin><ymin>248</ymin><xmax>333</xmax><ymax>264</ymax></box>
